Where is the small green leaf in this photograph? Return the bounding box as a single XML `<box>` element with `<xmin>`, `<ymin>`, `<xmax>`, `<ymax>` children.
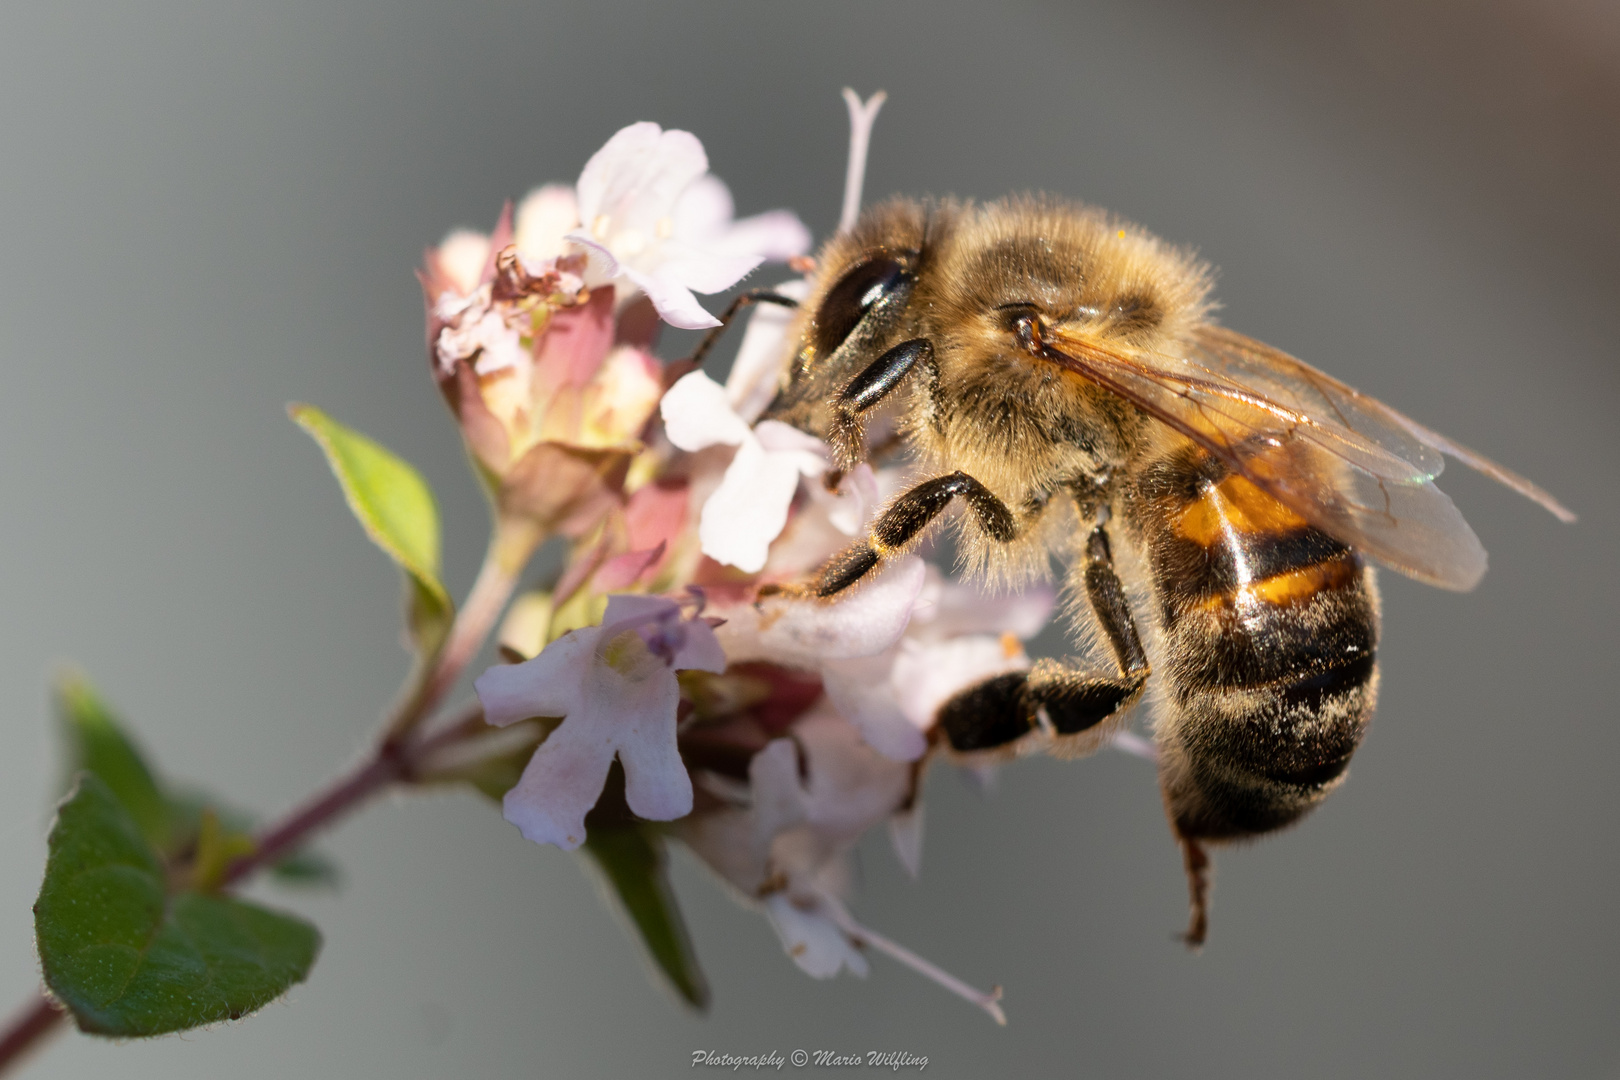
<box><xmin>266</xmin><ymin>848</ymin><xmax>341</xmax><ymax>887</ymax></box>
<box><xmin>166</xmin><ymin>791</ymin><xmax>339</xmax><ymax>889</ymax></box>
<box><xmin>290</xmin><ymin>404</ymin><xmax>452</xmax><ymax>651</ymax></box>
<box><xmin>36</xmin><ymin>774</ymin><xmax>322</xmax><ymax>1036</ymax></box>
<box><xmin>582</xmin><ymin>825</ymin><xmax>709</xmax><ymax>1009</ymax></box>
<box><xmin>55</xmin><ymin>673</ymin><xmax>170</xmax><ymax>851</ymax></box>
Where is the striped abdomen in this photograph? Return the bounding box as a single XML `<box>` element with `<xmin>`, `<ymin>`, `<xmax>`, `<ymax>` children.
<box><xmin>1128</xmin><ymin>445</ymin><xmax>1380</xmax><ymax>841</ymax></box>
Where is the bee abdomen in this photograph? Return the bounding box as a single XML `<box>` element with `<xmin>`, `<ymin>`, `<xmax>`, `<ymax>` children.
<box><xmin>1132</xmin><ymin>450</ymin><xmax>1381</xmax><ymax>839</ymax></box>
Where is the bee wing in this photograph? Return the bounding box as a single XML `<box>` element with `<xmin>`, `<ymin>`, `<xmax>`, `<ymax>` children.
<box><xmin>1186</xmin><ymin>326</ymin><xmax>1575</xmax><ymax>522</ymax></box>
<box><xmin>1042</xmin><ymin>325</ymin><xmax>1571</xmax><ymax>591</ymax></box>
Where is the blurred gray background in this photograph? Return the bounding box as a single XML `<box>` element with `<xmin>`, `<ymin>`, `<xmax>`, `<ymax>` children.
<box><xmin>1</xmin><ymin>1</ymin><xmax>1616</xmax><ymax>1077</ymax></box>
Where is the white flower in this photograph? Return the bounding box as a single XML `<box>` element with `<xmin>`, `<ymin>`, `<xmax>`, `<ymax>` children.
<box><xmin>564</xmin><ymin>122</ymin><xmax>811</xmax><ymax>329</ymax></box>
<box><xmin>724</xmin><ymin>277</ymin><xmax>812</xmax><ymax>423</ymax></box>
<box><xmin>821</xmin><ymin>568</ymin><xmax>1056</xmax><ymax>762</ymax></box>
<box><xmin>513</xmin><ymin>184</ymin><xmax>580</xmax><ymax>267</ymax></box>
<box><xmin>711</xmin><ymin>554</ymin><xmax>928</xmax><ymax>667</ymax></box>
<box><xmin>474</xmin><ymin>595</ymin><xmax>725</xmax><ymax>850</ymax></box>
<box><xmin>679</xmin><ymin>706</ymin><xmax>1005</xmax><ymax>1020</ymax></box>
<box><xmin>661</xmin><ymin>370</ymin><xmax>831</xmax><ymax>572</ymax></box>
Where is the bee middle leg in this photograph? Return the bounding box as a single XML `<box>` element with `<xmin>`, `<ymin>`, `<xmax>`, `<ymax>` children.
<box><xmin>936</xmin><ymin>524</ymin><xmax>1150</xmax><ymax>754</ymax></box>
<box><xmin>811</xmin><ymin>470</ymin><xmax>1019</xmax><ymax>597</ymax></box>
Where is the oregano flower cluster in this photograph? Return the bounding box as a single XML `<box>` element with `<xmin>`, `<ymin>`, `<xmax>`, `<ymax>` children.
<box><xmin>1</xmin><ymin>92</ymin><xmax>1164</xmax><ymax>1070</ymax></box>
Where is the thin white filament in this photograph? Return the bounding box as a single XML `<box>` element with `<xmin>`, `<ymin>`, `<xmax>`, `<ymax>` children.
<box><xmin>839</xmin><ymin>89</ymin><xmax>888</xmax><ymax>234</ymax></box>
<box><xmin>818</xmin><ymin>891</ymin><xmax>1008</xmax><ymax>1025</ymax></box>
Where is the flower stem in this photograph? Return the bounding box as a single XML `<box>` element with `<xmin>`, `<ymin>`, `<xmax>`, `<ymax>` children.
<box><xmin>382</xmin><ymin>514</ymin><xmax>541</xmax><ymax>744</ymax></box>
<box><xmin>0</xmin><ymin>514</ymin><xmax>541</xmax><ymax>1074</ymax></box>
<box><xmin>0</xmin><ymin>996</ymin><xmax>64</xmax><ymax>1074</ymax></box>
<box><xmin>219</xmin><ymin>750</ymin><xmax>406</xmax><ymax>888</ymax></box>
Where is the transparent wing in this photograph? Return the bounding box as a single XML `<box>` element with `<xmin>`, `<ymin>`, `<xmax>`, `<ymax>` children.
<box><xmin>1041</xmin><ymin>324</ymin><xmax>1572</xmax><ymax>591</ymax></box>
<box><xmin>1186</xmin><ymin>326</ymin><xmax>1574</xmax><ymax>522</ymax></box>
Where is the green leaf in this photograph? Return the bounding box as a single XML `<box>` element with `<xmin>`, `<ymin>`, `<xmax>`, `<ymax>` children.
<box><xmin>582</xmin><ymin>825</ymin><xmax>709</xmax><ymax>1009</ymax></box>
<box><xmin>55</xmin><ymin>673</ymin><xmax>171</xmax><ymax>852</ymax></box>
<box><xmin>36</xmin><ymin>774</ymin><xmax>322</xmax><ymax>1037</ymax></box>
<box><xmin>290</xmin><ymin>404</ymin><xmax>452</xmax><ymax>652</ymax></box>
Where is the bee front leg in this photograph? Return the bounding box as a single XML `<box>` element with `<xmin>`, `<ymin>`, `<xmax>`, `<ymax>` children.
<box><xmin>936</xmin><ymin>523</ymin><xmax>1150</xmax><ymax>755</ymax></box>
<box><xmin>680</xmin><ymin>289</ymin><xmax>799</xmax><ymax>369</ymax></box>
<box><xmin>826</xmin><ymin>338</ymin><xmax>933</xmax><ymax>468</ymax></box>
<box><xmin>812</xmin><ymin>470</ymin><xmax>1019</xmax><ymax>597</ymax></box>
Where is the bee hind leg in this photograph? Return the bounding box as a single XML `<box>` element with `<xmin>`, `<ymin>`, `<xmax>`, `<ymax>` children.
<box><xmin>936</xmin><ymin>522</ymin><xmax>1150</xmax><ymax>754</ymax></box>
<box><xmin>1179</xmin><ymin>837</ymin><xmax>1211</xmax><ymax>949</ymax></box>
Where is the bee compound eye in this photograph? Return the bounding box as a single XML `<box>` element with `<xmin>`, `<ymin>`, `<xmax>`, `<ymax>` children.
<box><xmin>812</xmin><ymin>256</ymin><xmax>909</xmax><ymax>355</ymax></box>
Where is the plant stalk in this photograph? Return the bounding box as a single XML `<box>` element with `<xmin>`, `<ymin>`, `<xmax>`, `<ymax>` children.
<box><xmin>0</xmin><ymin>511</ymin><xmax>539</xmax><ymax>1075</ymax></box>
<box><xmin>0</xmin><ymin>998</ymin><xmax>64</xmax><ymax>1074</ymax></box>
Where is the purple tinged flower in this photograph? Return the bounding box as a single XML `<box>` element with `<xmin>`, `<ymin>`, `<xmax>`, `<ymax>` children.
<box><xmin>564</xmin><ymin>122</ymin><xmax>810</xmax><ymax>329</ymax></box>
<box><xmin>475</xmin><ymin>595</ymin><xmax>725</xmax><ymax>850</ymax></box>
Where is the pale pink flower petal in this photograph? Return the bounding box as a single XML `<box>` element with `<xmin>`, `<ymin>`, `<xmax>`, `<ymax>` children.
<box><xmin>915</xmin><ymin>574</ymin><xmax>1055</xmax><ymax>641</ymax></box>
<box><xmin>764</xmin><ymin>893</ymin><xmax>870</xmax><ymax>979</ymax></box>
<box><xmin>889</xmin><ymin>805</ymin><xmax>924</xmax><ymax>878</ymax></box>
<box><xmin>748</xmin><ymin>739</ymin><xmax>808</xmax><ymax>860</ymax></box>
<box><xmin>653</xmin><ymin>245</ymin><xmax>766</xmax><ymax>294</ymax></box>
<box><xmin>666</xmin><ymin>617</ymin><xmax>727</xmax><ymax>673</ymax></box>
<box><xmin>476</xmin><ymin>627</ymin><xmax>599</xmax><ymax>726</ymax></box>
<box><xmin>752</xmin><ymin>419</ymin><xmax>829</xmax><ymax>461</ymax></box>
<box><xmin>474</xmin><ymin>595</ymin><xmax>723</xmax><ymax>851</ymax></box>
<box><xmin>793</xmin><ymin>710</ymin><xmax>911</xmax><ymax>840</ymax></box>
<box><xmin>714</xmin><ymin>210</ymin><xmax>813</xmax><ymax>263</ymax></box>
<box><xmin>697</xmin><ymin>438</ymin><xmax>806</xmax><ymax>573</ymax></box>
<box><xmin>514</xmin><ymin>184</ymin><xmax>580</xmax><ymax>266</ymax></box>
<box><xmin>564</xmin><ymin>122</ymin><xmax>808</xmax><ymax>330</ymax></box>
<box><xmin>823</xmin><ymin>463</ymin><xmax>879</xmax><ymax>537</ymax></box>
<box><xmin>670</xmin><ymin>174</ymin><xmax>734</xmax><ymax>241</ymax></box>
<box><xmin>610</xmin><ymin>670</ymin><xmax>692</xmax><ymax>822</ymax></box>
<box><xmin>714</xmin><ymin>555</ymin><xmax>927</xmax><ymax>666</ymax></box>
<box><xmin>435</xmin><ymin>230</ymin><xmax>493</xmax><ymax>297</ymax></box>
<box><xmin>726</xmin><ymin>278</ymin><xmax>812</xmax><ymax>422</ymax></box>
<box><xmin>574</xmin><ymin>122</ymin><xmax>708</xmax><ymax>237</ymax></box>
<box><xmin>891</xmin><ymin>635</ymin><xmax>1028</xmax><ymax>731</ymax></box>
<box><xmin>663</xmin><ymin>375</ymin><xmax>826</xmax><ymax>571</ymax></box>
<box><xmin>661</xmin><ymin>370</ymin><xmax>753</xmax><ymax>450</ymax></box>
<box><xmin>503</xmin><ymin>706</ymin><xmax>619</xmax><ymax>849</ymax></box>
<box><xmin>820</xmin><ymin>651</ymin><xmax>925</xmax><ymax>761</ymax></box>
<box><xmin>620</xmin><ymin>264</ymin><xmax>725</xmax><ymax>330</ymax></box>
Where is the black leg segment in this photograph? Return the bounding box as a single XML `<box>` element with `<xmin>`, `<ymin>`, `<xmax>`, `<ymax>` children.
<box><xmin>813</xmin><ymin>471</ymin><xmax>1020</xmax><ymax>597</ymax></box>
<box><xmin>935</xmin><ymin>522</ymin><xmax>1151</xmax><ymax>755</ymax></box>
<box><xmin>681</xmin><ymin>289</ymin><xmax>799</xmax><ymax>369</ymax></box>
<box><xmin>827</xmin><ymin>338</ymin><xmax>932</xmax><ymax>467</ymax></box>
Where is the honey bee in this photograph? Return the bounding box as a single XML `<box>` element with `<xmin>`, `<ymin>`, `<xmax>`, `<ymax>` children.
<box><xmin>717</xmin><ymin>196</ymin><xmax>1573</xmax><ymax>946</ymax></box>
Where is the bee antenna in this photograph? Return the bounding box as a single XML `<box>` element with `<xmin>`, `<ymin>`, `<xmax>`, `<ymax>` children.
<box><xmin>839</xmin><ymin>89</ymin><xmax>887</xmax><ymax>233</ymax></box>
